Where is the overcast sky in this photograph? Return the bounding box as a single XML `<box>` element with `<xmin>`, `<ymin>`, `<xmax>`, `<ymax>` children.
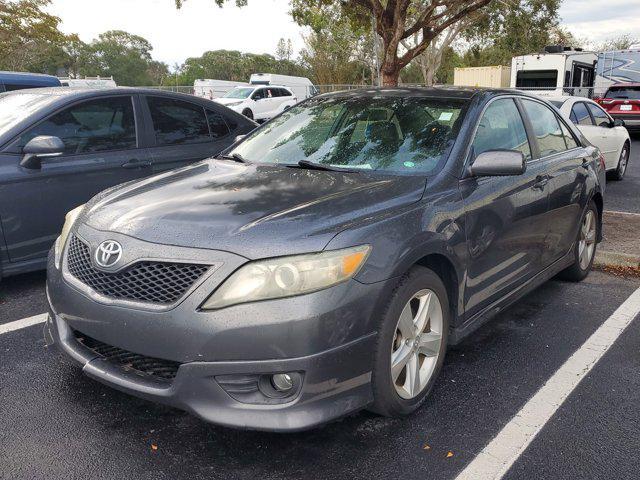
<box><xmin>47</xmin><ymin>0</ymin><xmax>640</xmax><ymax>68</ymax></box>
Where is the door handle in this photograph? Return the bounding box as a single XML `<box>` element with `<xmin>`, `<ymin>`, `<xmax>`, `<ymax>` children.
<box><xmin>532</xmin><ymin>175</ymin><xmax>549</xmax><ymax>190</ymax></box>
<box><xmin>122</xmin><ymin>159</ymin><xmax>152</xmax><ymax>169</ymax></box>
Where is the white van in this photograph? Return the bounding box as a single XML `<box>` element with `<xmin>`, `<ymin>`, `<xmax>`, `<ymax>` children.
<box><xmin>249</xmin><ymin>73</ymin><xmax>318</xmax><ymax>100</ymax></box>
<box><xmin>510</xmin><ymin>46</ymin><xmax>597</xmax><ymax>97</ymax></box>
<box><xmin>59</xmin><ymin>76</ymin><xmax>117</xmax><ymax>88</ymax></box>
<box><xmin>214</xmin><ymin>85</ymin><xmax>298</xmax><ymax>122</ymax></box>
<box><xmin>194</xmin><ymin>79</ymin><xmax>250</xmax><ymax>100</ymax></box>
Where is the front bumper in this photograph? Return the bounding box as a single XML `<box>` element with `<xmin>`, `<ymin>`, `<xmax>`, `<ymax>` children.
<box><xmin>46</xmin><ymin>227</ymin><xmax>390</xmax><ymax>431</ymax></box>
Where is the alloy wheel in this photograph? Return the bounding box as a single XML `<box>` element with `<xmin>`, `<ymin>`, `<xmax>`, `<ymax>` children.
<box><xmin>578</xmin><ymin>210</ymin><xmax>596</xmax><ymax>270</ymax></box>
<box><xmin>390</xmin><ymin>289</ymin><xmax>443</xmax><ymax>400</ymax></box>
<box><xmin>618</xmin><ymin>147</ymin><xmax>628</xmax><ymax>177</ymax></box>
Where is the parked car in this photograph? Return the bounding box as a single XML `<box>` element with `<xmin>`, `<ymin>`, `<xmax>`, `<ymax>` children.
<box><xmin>46</xmin><ymin>87</ymin><xmax>605</xmax><ymax>432</ymax></box>
<box><xmin>214</xmin><ymin>85</ymin><xmax>298</xmax><ymax>121</ymax></box>
<box><xmin>0</xmin><ymin>71</ymin><xmax>61</xmax><ymax>92</ymax></box>
<box><xmin>0</xmin><ymin>87</ymin><xmax>256</xmax><ymax>280</ymax></box>
<box><xmin>549</xmin><ymin>96</ymin><xmax>630</xmax><ymax>180</ymax></box>
<box><xmin>596</xmin><ymin>83</ymin><xmax>640</xmax><ymax>132</ymax></box>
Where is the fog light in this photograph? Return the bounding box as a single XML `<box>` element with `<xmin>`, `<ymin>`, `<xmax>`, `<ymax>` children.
<box><xmin>271</xmin><ymin>373</ymin><xmax>294</xmax><ymax>392</ymax></box>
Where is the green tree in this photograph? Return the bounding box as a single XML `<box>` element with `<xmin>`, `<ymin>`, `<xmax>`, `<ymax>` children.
<box><xmin>0</xmin><ymin>0</ymin><xmax>75</xmax><ymax>74</ymax></box>
<box><xmin>596</xmin><ymin>34</ymin><xmax>639</xmax><ymax>52</ymax></box>
<box><xmin>177</xmin><ymin>0</ymin><xmax>493</xmax><ymax>86</ymax></box>
<box><xmin>276</xmin><ymin>38</ymin><xmax>293</xmax><ymax>62</ymax></box>
<box><xmin>78</xmin><ymin>30</ymin><xmax>156</xmax><ymax>85</ymax></box>
<box><xmin>463</xmin><ymin>0</ymin><xmax>562</xmax><ymax>66</ymax></box>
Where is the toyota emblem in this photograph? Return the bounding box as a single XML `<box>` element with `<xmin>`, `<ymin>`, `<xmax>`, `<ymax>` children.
<box><xmin>95</xmin><ymin>240</ymin><xmax>123</xmax><ymax>268</ymax></box>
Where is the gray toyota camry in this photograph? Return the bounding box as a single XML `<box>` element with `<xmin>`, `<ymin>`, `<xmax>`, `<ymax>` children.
<box><xmin>45</xmin><ymin>87</ymin><xmax>605</xmax><ymax>431</ymax></box>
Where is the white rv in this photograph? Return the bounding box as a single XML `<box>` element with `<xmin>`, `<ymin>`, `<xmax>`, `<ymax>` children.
<box><xmin>596</xmin><ymin>48</ymin><xmax>640</xmax><ymax>94</ymax></box>
<box><xmin>249</xmin><ymin>73</ymin><xmax>318</xmax><ymax>100</ymax></box>
<box><xmin>193</xmin><ymin>79</ymin><xmax>250</xmax><ymax>100</ymax></box>
<box><xmin>510</xmin><ymin>46</ymin><xmax>597</xmax><ymax>97</ymax></box>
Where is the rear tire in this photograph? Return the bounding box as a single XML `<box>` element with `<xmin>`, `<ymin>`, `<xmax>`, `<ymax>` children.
<box><xmin>611</xmin><ymin>143</ymin><xmax>629</xmax><ymax>181</ymax></box>
<box><xmin>369</xmin><ymin>266</ymin><xmax>449</xmax><ymax>417</ymax></box>
<box><xmin>559</xmin><ymin>200</ymin><xmax>598</xmax><ymax>282</ymax></box>
<box><xmin>242</xmin><ymin>109</ymin><xmax>253</xmax><ymax>120</ymax></box>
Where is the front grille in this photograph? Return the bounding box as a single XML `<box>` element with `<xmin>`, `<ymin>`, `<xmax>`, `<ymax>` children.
<box><xmin>74</xmin><ymin>330</ymin><xmax>181</xmax><ymax>382</ymax></box>
<box><xmin>67</xmin><ymin>235</ymin><xmax>209</xmax><ymax>304</ymax></box>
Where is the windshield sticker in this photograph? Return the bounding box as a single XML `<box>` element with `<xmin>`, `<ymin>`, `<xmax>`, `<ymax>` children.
<box><xmin>439</xmin><ymin>112</ymin><xmax>454</xmax><ymax>121</ymax></box>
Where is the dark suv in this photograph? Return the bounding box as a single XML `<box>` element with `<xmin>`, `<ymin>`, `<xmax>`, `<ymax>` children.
<box><xmin>0</xmin><ymin>88</ymin><xmax>256</xmax><ymax>279</ymax></box>
<box><xmin>46</xmin><ymin>87</ymin><xmax>605</xmax><ymax>431</ymax></box>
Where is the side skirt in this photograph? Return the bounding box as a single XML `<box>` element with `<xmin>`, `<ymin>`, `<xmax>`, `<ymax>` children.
<box><xmin>449</xmin><ymin>248</ymin><xmax>575</xmax><ymax>345</ymax></box>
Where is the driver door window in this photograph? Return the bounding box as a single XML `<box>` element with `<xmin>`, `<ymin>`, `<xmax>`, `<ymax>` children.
<box><xmin>520</xmin><ymin>99</ymin><xmax>567</xmax><ymax>158</ymax></box>
<box><xmin>13</xmin><ymin>96</ymin><xmax>137</xmax><ymax>154</ymax></box>
<box><xmin>472</xmin><ymin>98</ymin><xmax>532</xmax><ymax>161</ymax></box>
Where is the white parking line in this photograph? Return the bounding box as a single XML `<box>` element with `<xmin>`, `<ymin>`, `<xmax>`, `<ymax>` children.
<box><xmin>0</xmin><ymin>313</ymin><xmax>47</xmax><ymax>335</ymax></box>
<box><xmin>456</xmin><ymin>286</ymin><xmax>640</xmax><ymax>480</ymax></box>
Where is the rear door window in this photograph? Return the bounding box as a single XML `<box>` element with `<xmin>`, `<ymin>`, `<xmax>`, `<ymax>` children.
<box><xmin>570</xmin><ymin>102</ymin><xmax>593</xmax><ymax>126</ymax></box>
<box><xmin>472</xmin><ymin>98</ymin><xmax>532</xmax><ymax>161</ymax></box>
<box><xmin>521</xmin><ymin>99</ymin><xmax>567</xmax><ymax>157</ymax></box>
<box><xmin>559</xmin><ymin>121</ymin><xmax>579</xmax><ymax>149</ymax></box>
<box><xmin>14</xmin><ymin>96</ymin><xmax>137</xmax><ymax>154</ymax></box>
<box><xmin>586</xmin><ymin>103</ymin><xmax>611</xmax><ymax>127</ymax></box>
<box><xmin>147</xmin><ymin>96</ymin><xmax>210</xmax><ymax>145</ymax></box>
<box><xmin>205</xmin><ymin>109</ymin><xmax>231</xmax><ymax>138</ymax></box>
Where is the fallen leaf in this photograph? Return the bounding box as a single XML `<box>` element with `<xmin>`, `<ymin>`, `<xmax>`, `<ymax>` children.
<box><xmin>446</xmin><ymin>451</ymin><xmax>454</xmax><ymax>458</ymax></box>
<box><xmin>423</xmin><ymin>444</ymin><xmax>431</xmax><ymax>450</ymax></box>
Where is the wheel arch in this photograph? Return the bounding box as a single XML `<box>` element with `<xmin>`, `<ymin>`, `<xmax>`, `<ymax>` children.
<box><xmin>591</xmin><ymin>191</ymin><xmax>604</xmax><ymax>242</ymax></box>
<box><xmin>414</xmin><ymin>253</ymin><xmax>461</xmax><ymax>326</ymax></box>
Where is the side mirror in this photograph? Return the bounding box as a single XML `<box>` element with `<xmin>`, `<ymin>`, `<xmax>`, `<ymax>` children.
<box><xmin>470</xmin><ymin>150</ymin><xmax>526</xmax><ymax>177</ymax></box>
<box><xmin>20</xmin><ymin>135</ymin><xmax>64</xmax><ymax>169</ymax></box>
<box><xmin>613</xmin><ymin>118</ymin><xmax>625</xmax><ymax>128</ymax></box>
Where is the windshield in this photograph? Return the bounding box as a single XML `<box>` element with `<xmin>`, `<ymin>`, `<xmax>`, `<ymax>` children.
<box><xmin>0</xmin><ymin>92</ymin><xmax>57</xmax><ymax>137</ymax></box>
<box><xmin>605</xmin><ymin>87</ymin><xmax>640</xmax><ymax>100</ymax></box>
<box><xmin>230</xmin><ymin>96</ymin><xmax>468</xmax><ymax>174</ymax></box>
<box><xmin>223</xmin><ymin>88</ymin><xmax>254</xmax><ymax>99</ymax></box>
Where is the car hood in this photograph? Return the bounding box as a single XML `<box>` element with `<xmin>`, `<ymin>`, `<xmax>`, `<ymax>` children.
<box><xmin>84</xmin><ymin>160</ymin><xmax>426</xmax><ymax>259</ymax></box>
<box><xmin>214</xmin><ymin>98</ymin><xmax>245</xmax><ymax>106</ymax></box>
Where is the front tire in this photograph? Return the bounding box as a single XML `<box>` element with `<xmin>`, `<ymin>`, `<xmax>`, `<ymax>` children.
<box><xmin>369</xmin><ymin>266</ymin><xmax>449</xmax><ymax>417</ymax></box>
<box><xmin>611</xmin><ymin>143</ymin><xmax>629</xmax><ymax>181</ymax></box>
<box><xmin>559</xmin><ymin>200</ymin><xmax>598</xmax><ymax>282</ymax></box>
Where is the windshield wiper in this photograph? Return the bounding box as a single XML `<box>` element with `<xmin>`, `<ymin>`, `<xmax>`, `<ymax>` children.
<box><xmin>217</xmin><ymin>153</ymin><xmax>250</xmax><ymax>164</ymax></box>
<box><xmin>291</xmin><ymin>160</ymin><xmax>357</xmax><ymax>173</ymax></box>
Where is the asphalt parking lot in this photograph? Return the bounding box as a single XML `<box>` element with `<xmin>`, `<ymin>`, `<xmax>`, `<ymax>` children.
<box><xmin>606</xmin><ymin>134</ymin><xmax>640</xmax><ymax>214</ymax></box>
<box><xmin>1</xmin><ymin>141</ymin><xmax>640</xmax><ymax>480</ymax></box>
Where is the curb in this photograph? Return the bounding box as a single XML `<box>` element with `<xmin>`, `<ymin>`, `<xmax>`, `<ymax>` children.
<box><xmin>594</xmin><ymin>250</ymin><xmax>640</xmax><ymax>276</ymax></box>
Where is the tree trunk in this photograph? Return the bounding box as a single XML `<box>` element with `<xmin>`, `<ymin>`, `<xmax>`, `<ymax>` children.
<box><xmin>381</xmin><ymin>62</ymin><xmax>401</xmax><ymax>86</ymax></box>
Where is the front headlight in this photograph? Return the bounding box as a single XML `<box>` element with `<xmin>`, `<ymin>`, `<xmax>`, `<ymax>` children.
<box><xmin>54</xmin><ymin>204</ymin><xmax>85</xmax><ymax>269</ymax></box>
<box><xmin>202</xmin><ymin>245</ymin><xmax>371</xmax><ymax>310</ymax></box>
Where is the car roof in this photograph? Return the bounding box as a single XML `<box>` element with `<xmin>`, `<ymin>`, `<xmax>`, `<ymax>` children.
<box><xmin>314</xmin><ymin>86</ymin><xmax>545</xmax><ymax>101</ymax></box>
<box><xmin>0</xmin><ymin>71</ymin><xmax>60</xmax><ymax>85</ymax></box>
<box><xmin>0</xmin><ymin>86</ymin><xmax>225</xmax><ymax>102</ymax></box>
